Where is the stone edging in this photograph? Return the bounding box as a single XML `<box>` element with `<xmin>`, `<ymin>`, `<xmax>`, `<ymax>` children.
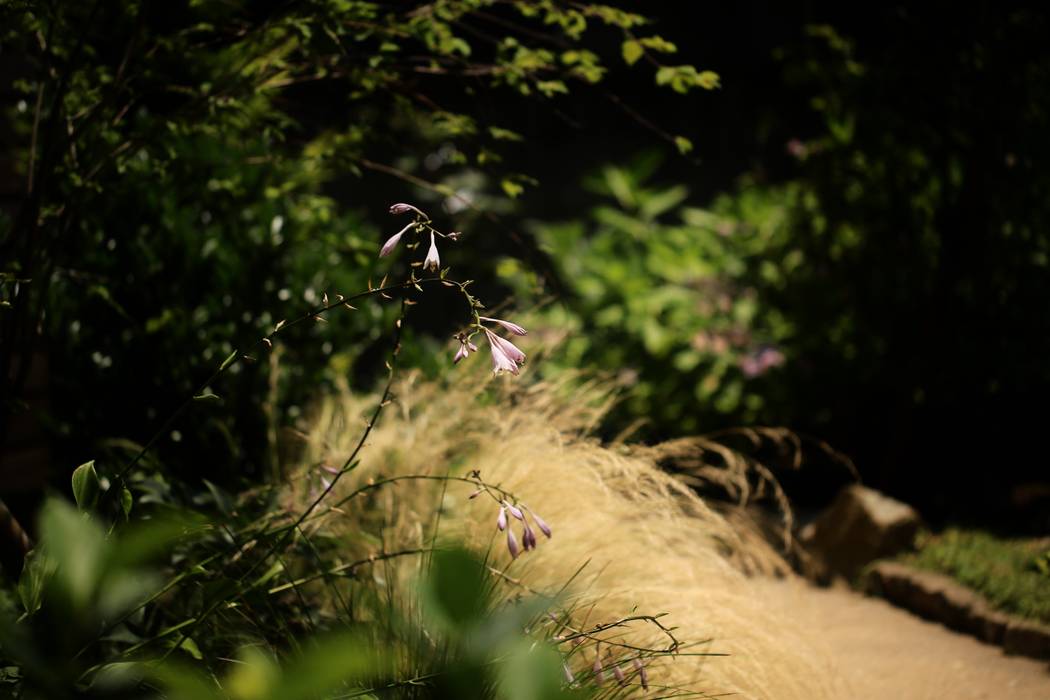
<box><xmin>864</xmin><ymin>560</ymin><xmax>1050</xmax><ymax>661</ymax></box>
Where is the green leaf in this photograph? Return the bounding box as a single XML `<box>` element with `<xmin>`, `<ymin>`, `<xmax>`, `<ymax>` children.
<box><xmin>72</xmin><ymin>460</ymin><xmax>100</xmax><ymax>510</ymax></box>
<box><xmin>501</xmin><ymin>179</ymin><xmax>525</xmax><ymax>199</ymax></box>
<box><xmin>696</xmin><ymin>70</ymin><xmax>721</xmax><ymax>89</ymax></box>
<box><xmin>423</xmin><ymin>547</ymin><xmax>488</xmax><ymax>632</ymax></box>
<box><xmin>674</xmin><ymin>135</ymin><xmax>694</xmax><ymax>155</ymax></box>
<box><xmin>17</xmin><ymin>548</ymin><xmax>56</xmax><ymax>616</ymax></box>
<box><xmin>622</xmin><ymin>39</ymin><xmax>643</xmax><ymax>66</ymax></box>
<box><xmin>218</xmin><ymin>350</ymin><xmax>238</xmax><ymax>372</ymax></box>
<box><xmin>121</xmin><ymin>488</ymin><xmax>133</xmax><ymax>520</ymax></box>
<box><xmin>192</xmin><ymin>392</ymin><xmax>222</xmax><ymax>403</ymax></box>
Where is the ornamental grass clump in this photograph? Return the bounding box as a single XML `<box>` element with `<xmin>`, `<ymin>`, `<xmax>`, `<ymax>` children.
<box><xmin>296</xmin><ymin>368</ymin><xmax>850</xmax><ymax>700</ymax></box>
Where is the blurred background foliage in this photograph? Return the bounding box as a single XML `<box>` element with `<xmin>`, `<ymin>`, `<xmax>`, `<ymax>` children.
<box><xmin>2</xmin><ymin>0</ymin><xmax>1049</xmax><ymax>548</ymax></box>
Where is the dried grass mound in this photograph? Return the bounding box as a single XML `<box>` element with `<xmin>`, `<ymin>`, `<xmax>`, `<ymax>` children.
<box><xmin>294</xmin><ymin>369</ymin><xmax>847</xmax><ymax>699</ymax></box>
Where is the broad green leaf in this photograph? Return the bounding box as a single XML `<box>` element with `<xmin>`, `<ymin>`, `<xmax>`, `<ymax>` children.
<box><xmin>72</xmin><ymin>460</ymin><xmax>100</xmax><ymax>510</ymax></box>
<box><xmin>17</xmin><ymin>548</ymin><xmax>56</xmax><ymax>616</ymax></box>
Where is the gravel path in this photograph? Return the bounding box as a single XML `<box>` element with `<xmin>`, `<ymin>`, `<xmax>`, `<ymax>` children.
<box><xmin>754</xmin><ymin>579</ymin><xmax>1050</xmax><ymax>699</ymax></box>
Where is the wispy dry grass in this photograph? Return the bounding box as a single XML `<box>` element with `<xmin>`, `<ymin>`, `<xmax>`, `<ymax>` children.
<box><xmin>291</xmin><ymin>366</ymin><xmax>847</xmax><ymax>699</ymax></box>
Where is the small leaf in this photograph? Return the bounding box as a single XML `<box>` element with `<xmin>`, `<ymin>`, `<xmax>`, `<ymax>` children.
<box><xmin>621</xmin><ymin>40</ymin><xmax>643</xmax><ymax>66</ymax></box>
<box><xmin>674</xmin><ymin>135</ymin><xmax>694</xmax><ymax>155</ymax></box>
<box><xmin>121</xmin><ymin>488</ymin><xmax>133</xmax><ymax>520</ymax></box>
<box><xmin>72</xmin><ymin>460</ymin><xmax>100</xmax><ymax>510</ymax></box>
<box><xmin>218</xmin><ymin>350</ymin><xmax>238</xmax><ymax>372</ymax></box>
<box><xmin>192</xmin><ymin>393</ymin><xmax>222</xmax><ymax>403</ymax></box>
<box><xmin>697</xmin><ymin>70</ymin><xmax>721</xmax><ymax>89</ymax></box>
<box><xmin>501</xmin><ymin>179</ymin><xmax>525</xmax><ymax>199</ymax></box>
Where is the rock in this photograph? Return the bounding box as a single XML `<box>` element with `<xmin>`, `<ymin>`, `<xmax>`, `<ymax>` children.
<box><xmin>802</xmin><ymin>485</ymin><xmax>922</xmax><ymax>580</ymax></box>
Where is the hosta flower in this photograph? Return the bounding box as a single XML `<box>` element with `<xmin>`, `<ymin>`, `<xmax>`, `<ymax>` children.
<box><xmin>485</xmin><ymin>329</ymin><xmax>525</xmax><ymax>375</ymax></box>
<box><xmin>423</xmin><ymin>231</ymin><xmax>440</xmax><ymax>271</ymax></box>
<box><xmin>524</xmin><ymin>506</ymin><xmax>552</xmax><ymax>538</ymax></box>
<box><xmin>592</xmin><ymin>653</ymin><xmax>605</xmax><ymax>685</ymax></box>
<box><xmin>506</xmin><ymin>528</ymin><xmax>521</xmax><ymax>559</ymax></box>
<box><xmin>379</xmin><ymin>222</ymin><xmax>414</xmax><ymax>258</ymax></box>
<box><xmin>389</xmin><ymin>202</ymin><xmax>428</xmax><ymax>218</ymax></box>
<box><xmin>453</xmin><ymin>339</ymin><xmax>477</xmax><ymax>364</ymax></box>
<box><xmin>522</xmin><ymin>520</ymin><xmax>537</xmax><ymax>551</ymax></box>
<box><xmin>502</xmin><ymin>500</ymin><xmax>524</xmax><ymax>521</ymax></box>
<box><xmin>480</xmin><ymin>316</ymin><xmax>527</xmax><ymax>336</ymax></box>
<box><xmin>496</xmin><ymin>505</ymin><xmax>508</xmax><ymax>532</ymax></box>
<box><xmin>632</xmin><ymin>658</ymin><xmax>648</xmax><ymax>690</ymax></box>
<box><xmin>612</xmin><ymin>662</ymin><xmax>625</xmax><ymax>686</ymax></box>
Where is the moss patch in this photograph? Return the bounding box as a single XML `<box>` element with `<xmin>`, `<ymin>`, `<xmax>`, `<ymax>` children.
<box><xmin>901</xmin><ymin>529</ymin><xmax>1050</xmax><ymax>624</ymax></box>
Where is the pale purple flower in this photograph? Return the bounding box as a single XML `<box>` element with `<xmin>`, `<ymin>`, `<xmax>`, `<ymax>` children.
<box><xmin>526</xmin><ymin>507</ymin><xmax>552</xmax><ymax>538</ymax></box>
<box><xmin>632</xmin><ymin>658</ymin><xmax>648</xmax><ymax>690</ymax></box>
<box><xmin>389</xmin><ymin>202</ymin><xmax>428</xmax><ymax>218</ymax></box>
<box><xmin>480</xmin><ymin>316</ymin><xmax>527</xmax><ymax>336</ymax></box>
<box><xmin>379</xmin><ymin>222</ymin><xmax>414</xmax><ymax>258</ymax></box>
<box><xmin>453</xmin><ymin>339</ymin><xmax>478</xmax><ymax>364</ymax></box>
<box><xmin>486</xmin><ymin>330</ymin><xmax>523</xmax><ymax>375</ymax></box>
<box><xmin>506</xmin><ymin>528</ymin><xmax>520</xmax><ymax>559</ymax></box>
<box><xmin>739</xmin><ymin>345</ymin><xmax>786</xmax><ymax>378</ymax></box>
<box><xmin>496</xmin><ymin>505</ymin><xmax>508</xmax><ymax>532</ymax></box>
<box><xmin>592</xmin><ymin>655</ymin><xmax>605</xmax><ymax>685</ymax></box>
<box><xmin>502</xmin><ymin>500</ymin><xmax>524</xmax><ymax>521</ymax></box>
<box><xmin>612</xmin><ymin>662</ymin><xmax>625</xmax><ymax>686</ymax></box>
<box><xmin>522</xmin><ymin>521</ymin><xmax>536</xmax><ymax>551</ymax></box>
<box><xmin>485</xmin><ymin>329</ymin><xmax>525</xmax><ymax>375</ymax></box>
<box><xmin>423</xmin><ymin>231</ymin><xmax>440</xmax><ymax>271</ymax></box>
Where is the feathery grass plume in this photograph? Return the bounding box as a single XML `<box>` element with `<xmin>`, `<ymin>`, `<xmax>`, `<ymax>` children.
<box><xmin>294</xmin><ymin>368</ymin><xmax>849</xmax><ymax>699</ymax></box>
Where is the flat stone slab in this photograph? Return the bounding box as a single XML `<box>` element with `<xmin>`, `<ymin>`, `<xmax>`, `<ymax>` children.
<box><xmin>865</xmin><ymin>560</ymin><xmax>1050</xmax><ymax>660</ymax></box>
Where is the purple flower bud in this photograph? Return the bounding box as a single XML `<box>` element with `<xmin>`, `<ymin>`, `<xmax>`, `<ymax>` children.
<box><xmin>592</xmin><ymin>655</ymin><xmax>605</xmax><ymax>685</ymax></box>
<box><xmin>496</xmin><ymin>505</ymin><xmax>508</xmax><ymax>531</ymax></box>
<box><xmin>423</xmin><ymin>231</ymin><xmax>440</xmax><ymax>271</ymax></box>
<box><xmin>502</xmin><ymin>500</ymin><xmax>524</xmax><ymax>521</ymax></box>
<box><xmin>468</xmin><ymin>489</ymin><xmax>482</xmax><ymax>499</ymax></box>
<box><xmin>320</xmin><ymin>464</ymin><xmax>340</xmax><ymax>476</ymax></box>
<box><xmin>506</xmin><ymin>528</ymin><xmax>520</xmax><ymax>559</ymax></box>
<box><xmin>632</xmin><ymin>658</ymin><xmax>648</xmax><ymax>690</ymax></box>
<box><xmin>389</xmin><ymin>202</ymin><xmax>428</xmax><ymax>218</ymax></box>
<box><xmin>522</xmin><ymin>522</ymin><xmax>536</xmax><ymax>551</ymax></box>
<box><xmin>524</xmin><ymin>506</ymin><xmax>552</xmax><ymax>538</ymax></box>
<box><xmin>379</xmin><ymin>222</ymin><xmax>414</xmax><ymax>258</ymax></box>
<box><xmin>453</xmin><ymin>343</ymin><xmax>469</xmax><ymax>364</ymax></box>
<box><xmin>480</xmin><ymin>316</ymin><xmax>528</xmax><ymax>336</ymax></box>
<box><xmin>612</xmin><ymin>662</ymin><xmax>625</xmax><ymax>686</ymax></box>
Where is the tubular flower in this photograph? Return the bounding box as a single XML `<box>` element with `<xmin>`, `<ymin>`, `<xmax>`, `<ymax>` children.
<box><xmin>379</xmin><ymin>222</ymin><xmax>413</xmax><ymax>258</ymax></box>
<box><xmin>632</xmin><ymin>658</ymin><xmax>649</xmax><ymax>690</ymax></box>
<box><xmin>388</xmin><ymin>202</ymin><xmax>428</xmax><ymax>218</ymax></box>
<box><xmin>496</xmin><ymin>505</ymin><xmax>508</xmax><ymax>532</ymax></box>
<box><xmin>506</xmin><ymin>528</ymin><xmax>521</xmax><ymax>559</ymax></box>
<box><xmin>522</xmin><ymin>521</ymin><xmax>537</xmax><ymax>551</ymax></box>
<box><xmin>503</xmin><ymin>500</ymin><xmax>525</xmax><ymax>521</ymax></box>
<box><xmin>485</xmin><ymin>329</ymin><xmax>525</xmax><ymax>375</ymax></box>
<box><xmin>479</xmin><ymin>316</ymin><xmax>527</xmax><ymax>336</ymax></box>
<box><xmin>423</xmin><ymin>231</ymin><xmax>441</xmax><ymax>271</ymax></box>
<box><xmin>524</xmin><ymin>506</ymin><xmax>552</xmax><ymax>538</ymax></box>
<box><xmin>453</xmin><ymin>338</ymin><xmax>477</xmax><ymax>364</ymax></box>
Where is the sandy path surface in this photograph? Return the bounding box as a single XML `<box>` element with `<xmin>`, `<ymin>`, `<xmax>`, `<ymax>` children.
<box><xmin>754</xmin><ymin>579</ymin><xmax>1050</xmax><ymax>699</ymax></box>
